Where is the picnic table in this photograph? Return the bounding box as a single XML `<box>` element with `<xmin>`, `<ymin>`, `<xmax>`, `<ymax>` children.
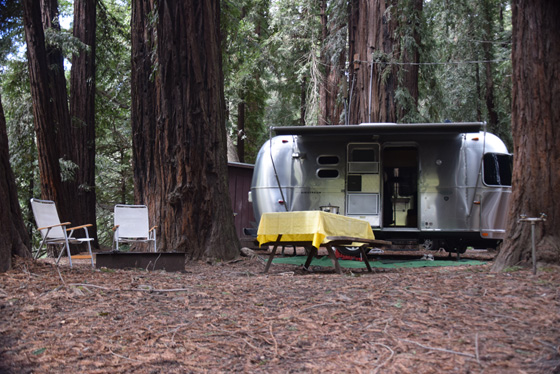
<box><xmin>257</xmin><ymin>211</ymin><xmax>391</xmax><ymax>274</ymax></box>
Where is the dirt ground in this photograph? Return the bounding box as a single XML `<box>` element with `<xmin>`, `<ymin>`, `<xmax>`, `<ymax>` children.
<box><xmin>1</xmin><ymin>249</ymin><xmax>559</xmax><ymax>374</ymax></box>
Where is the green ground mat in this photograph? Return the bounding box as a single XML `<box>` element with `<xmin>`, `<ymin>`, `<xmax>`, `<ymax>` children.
<box><xmin>271</xmin><ymin>256</ymin><xmax>486</xmax><ymax>269</ymax></box>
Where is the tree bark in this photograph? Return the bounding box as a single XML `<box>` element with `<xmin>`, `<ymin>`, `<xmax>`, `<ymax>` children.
<box><xmin>131</xmin><ymin>0</ymin><xmax>240</xmax><ymax>259</ymax></box>
<box><xmin>319</xmin><ymin>0</ymin><xmax>346</xmax><ymax>125</ymax></box>
<box><xmin>131</xmin><ymin>0</ymin><xmax>157</xmax><ymax>208</ymax></box>
<box><xmin>492</xmin><ymin>0</ymin><xmax>560</xmax><ymax>270</ymax></box>
<box><xmin>348</xmin><ymin>0</ymin><xmax>397</xmax><ymax>124</ymax></box>
<box><xmin>237</xmin><ymin>99</ymin><xmax>245</xmax><ymax>162</ymax></box>
<box><xmin>70</xmin><ymin>0</ymin><xmax>98</xmax><ymax>247</ymax></box>
<box><xmin>348</xmin><ymin>0</ymin><xmax>421</xmax><ymax>124</ymax></box>
<box><xmin>22</xmin><ymin>0</ymin><xmax>65</xmax><ymax>206</ymax></box>
<box><xmin>0</xmin><ymin>94</ymin><xmax>32</xmax><ymax>272</ymax></box>
<box><xmin>481</xmin><ymin>0</ymin><xmax>499</xmax><ymax>132</ymax></box>
<box><xmin>23</xmin><ymin>0</ymin><xmax>79</xmax><ymax>237</ymax></box>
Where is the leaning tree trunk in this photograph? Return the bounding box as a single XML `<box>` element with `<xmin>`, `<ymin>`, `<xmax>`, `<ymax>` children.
<box><xmin>131</xmin><ymin>0</ymin><xmax>240</xmax><ymax>259</ymax></box>
<box><xmin>492</xmin><ymin>0</ymin><xmax>560</xmax><ymax>270</ymax></box>
<box><xmin>70</xmin><ymin>0</ymin><xmax>98</xmax><ymax>247</ymax></box>
<box><xmin>0</xmin><ymin>95</ymin><xmax>32</xmax><ymax>272</ymax></box>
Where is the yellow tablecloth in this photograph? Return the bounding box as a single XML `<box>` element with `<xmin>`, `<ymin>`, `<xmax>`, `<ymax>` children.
<box><xmin>257</xmin><ymin>211</ymin><xmax>375</xmax><ymax>249</ymax></box>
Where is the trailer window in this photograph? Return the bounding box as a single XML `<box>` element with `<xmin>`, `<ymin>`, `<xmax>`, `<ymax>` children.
<box><xmin>317</xmin><ymin>155</ymin><xmax>340</xmax><ymax>165</ymax></box>
<box><xmin>483</xmin><ymin>153</ymin><xmax>512</xmax><ymax>186</ymax></box>
<box><xmin>350</xmin><ymin>147</ymin><xmax>379</xmax><ymax>162</ymax></box>
<box><xmin>317</xmin><ymin>169</ymin><xmax>339</xmax><ymax>178</ymax></box>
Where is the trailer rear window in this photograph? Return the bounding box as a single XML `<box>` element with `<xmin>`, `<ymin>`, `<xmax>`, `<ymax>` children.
<box><xmin>483</xmin><ymin>153</ymin><xmax>512</xmax><ymax>186</ymax></box>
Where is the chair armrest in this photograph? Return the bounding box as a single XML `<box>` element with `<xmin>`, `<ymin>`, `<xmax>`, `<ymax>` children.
<box><xmin>149</xmin><ymin>226</ymin><xmax>158</xmax><ymax>232</ymax></box>
<box><xmin>67</xmin><ymin>223</ymin><xmax>93</xmax><ymax>231</ymax></box>
<box><xmin>112</xmin><ymin>225</ymin><xmax>120</xmax><ymax>231</ymax></box>
<box><xmin>38</xmin><ymin>222</ymin><xmax>71</xmax><ymax>231</ymax></box>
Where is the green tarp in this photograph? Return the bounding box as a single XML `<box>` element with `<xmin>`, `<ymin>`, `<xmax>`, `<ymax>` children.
<box><xmin>271</xmin><ymin>256</ymin><xmax>486</xmax><ymax>269</ymax></box>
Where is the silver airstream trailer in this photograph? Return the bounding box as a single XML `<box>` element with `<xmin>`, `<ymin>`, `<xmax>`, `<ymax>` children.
<box><xmin>249</xmin><ymin>122</ymin><xmax>512</xmax><ymax>253</ymax></box>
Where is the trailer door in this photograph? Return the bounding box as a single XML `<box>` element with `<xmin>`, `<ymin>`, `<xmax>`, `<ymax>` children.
<box><xmin>346</xmin><ymin>143</ymin><xmax>381</xmax><ymax>226</ymax></box>
<box><xmin>382</xmin><ymin>146</ymin><xmax>419</xmax><ymax>228</ymax></box>
<box><xmin>480</xmin><ymin>153</ymin><xmax>512</xmax><ymax>239</ymax></box>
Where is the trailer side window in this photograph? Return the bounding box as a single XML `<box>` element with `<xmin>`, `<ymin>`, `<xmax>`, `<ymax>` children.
<box><xmin>317</xmin><ymin>169</ymin><xmax>339</xmax><ymax>178</ymax></box>
<box><xmin>483</xmin><ymin>153</ymin><xmax>512</xmax><ymax>186</ymax></box>
<box><xmin>317</xmin><ymin>155</ymin><xmax>339</xmax><ymax>165</ymax></box>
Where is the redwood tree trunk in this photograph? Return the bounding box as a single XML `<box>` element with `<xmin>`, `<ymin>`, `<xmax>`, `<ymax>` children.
<box><xmin>70</xmin><ymin>0</ymin><xmax>98</xmax><ymax>247</ymax></box>
<box><xmin>131</xmin><ymin>0</ymin><xmax>240</xmax><ymax>259</ymax></box>
<box><xmin>22</xmin><ymin>0</ymin><xmax>66</xmax><ymax>207</ymax></box>
<box><xmin>23</xmin><ymin>0</ymin><xmax>79</xmax><ymax>233</ymax></box>
<box><xmin>348</xmin><ymin>0</ymin><xmax>398</xmax><ymax>124</ymax></box>
<box><xmin>348</xmin><ymin>0</ymin><xmax>421</xmax><ymax>124</ymax></box>
<box><xmin>319</xmin><ymin>0</ymin><xmax>346</xmax><ymax>126</ymax></box>
<box><xmin>481</xmin><ymin>0</ymin><xmax>499</xmax><ymax>132</ymax></box>
<box><xmin>237</xmin><ymin>99</ymin><xmax>245</xmax><ymax>162</ymax></box>
<box><xmin>0</xmin><ymin>95</ymin><xmax>31</xmax><ymax>272</ymax></box>
<box><xmin>492</xmin><ymin>0</ymin><xmax>560</xmax><ymax>270</ymax></box>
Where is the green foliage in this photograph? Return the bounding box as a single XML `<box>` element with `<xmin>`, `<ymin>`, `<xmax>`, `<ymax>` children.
<box><xmin>0</xmin><ymin>0</ymin><xmax>24</xmax><ymax>64</ymax></box>
<box><xmin>422</xmin><ymin>0</ymin><xmax>512</xmax><ymax>148</ymax></box>
<box><xmin>94</xmin><ymin>0</ymin><xmax>133</xmax><ymax>247</ymax></box>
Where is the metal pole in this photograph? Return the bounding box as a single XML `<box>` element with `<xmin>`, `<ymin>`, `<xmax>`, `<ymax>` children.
<box><xmin>518</xmin><ymin>213</ymin><xmax>547</xmax><ymax>276</ymax></box>
<box><xmin>531</xmin><ymin>221</ymin><xmax>536</xmax><ymax>275</ymax></box>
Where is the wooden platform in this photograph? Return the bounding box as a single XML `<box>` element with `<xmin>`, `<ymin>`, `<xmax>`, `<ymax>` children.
<box><xmin>95</xmin><ymin>252</ymin><xmax>186</xmax><ymax>272</ymax></box>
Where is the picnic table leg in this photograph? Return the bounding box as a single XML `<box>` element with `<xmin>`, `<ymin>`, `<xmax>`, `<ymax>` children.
<box><xmin>359</xmin><ymin>244</ymin><xmax>373</xmax><ymax>272</ymax></box>
<box><xmin>263</xmin><ymin>234</ymin><xmax>282</xmax><ymax>273</ymax></box>
<box><xmin>303</xmin><ymin>246</ymin><xmax>317</xmax><ymax>270</ymax></box>
<box><xmin>325</xmin><ymin>244</ymin><xmax>342</xmax><ymax>274</ymax></box>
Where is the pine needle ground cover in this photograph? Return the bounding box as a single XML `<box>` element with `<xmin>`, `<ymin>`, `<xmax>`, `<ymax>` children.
<box><xmin>1</xmin><ymin>254</ymin><xmax>559</xmax><ymax>373</ymax></box>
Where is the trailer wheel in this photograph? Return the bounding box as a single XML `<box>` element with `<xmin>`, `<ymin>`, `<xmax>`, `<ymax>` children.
<box><xmin>421</xmin><ymin>239</ymin><xmax>439</xmax><ymax>251</ymax></box>
<box><xmin>335</xmin><ymin>246</ymin><xmax>361</xmax><ymax>257</ymax></box>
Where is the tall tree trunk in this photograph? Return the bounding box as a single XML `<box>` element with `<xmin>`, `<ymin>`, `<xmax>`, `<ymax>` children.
<box><xmin>131</xmin><ymin>0</ymin><xmax>157</xmax><ymax>207</ymax></box>
<box><xmin>70</xmin><ymin>0</ymin><xmax>98</xmax><ymax>247</ymax></box>
<box><xmin>348</xmin><ymin>0</ymin><xmax>421</xmax><ymax>124</ymax></box>
<box><xmin>300</xmin><ymin>76</ymin><xmax>307</xmax><ymax>126</ymax></box>
<box><xmin>481</xmin><ymin>0</ymin><xmax>499</xmax><ymax>132</ymax></box>
<box><xmin>22</xmin><ymin>0</ymin><xmax>66</xmax><ymax>209</ymax></box>
<box><xmin>348</xmin><ymin>0</ymin><xmax>398</xmax><ymax>124</ymax></box>
<box><xmin>23</xmin><ymin>0</ymin><xmax>79</xmax><ymax>240</ymax></box>
<box><xmin>237</xmin><ymin>99</ymin><xmax>245</xmax><ymax>162</ymax></box>
<box><xmin>131</xmin><ymin>0</ymin><xmax>240</xmax><ymax>259</ymax></box>
<box><xmin>0</xmin><ymin>95</ymin><xmax>32</xmax><ymax>272</ymax></box>
<box><xmin>319</xmin><ymin>0</ymin><xmax>329</xmax><ymax>126</ymax></box>
<box><xmin>492</xmin><ymin>0</ymin><xmax>560</xmax><ymax>270</ymax></box>
<box><xmin>395</xmin><ymin>0</ymin><xmax>422</xmax><ymax>121</ymax></box>
<box><xmin>319</xmin><ymin>0</ymin><xmax>346</xmax><ymax>126</ymax></box>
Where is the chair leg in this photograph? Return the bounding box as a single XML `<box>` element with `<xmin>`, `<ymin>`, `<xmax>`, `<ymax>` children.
<box><xmin>56</xmin><ymin>239</ymin><xmax>73</xmax><ymax>268</ymax></box>
<box><xmin>84</xmin><ymin>231</ymin><xmax>94</xmax><ymax>268</ymax></box>
<box><xmin>34</xmin><ymin>239</ymin><xmax>46</xmax><ymax>260</ymax></box>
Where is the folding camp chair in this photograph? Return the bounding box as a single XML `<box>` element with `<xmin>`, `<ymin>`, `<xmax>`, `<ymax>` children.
<box><xmin>112</xmin><ymin>204</ymin><xmax>157</xmax><ymax>252</ymax></box>
<box><xmin>30</xmin><ymin>198</ymin><xmax>94</xmax><ymax>268</ymax></box>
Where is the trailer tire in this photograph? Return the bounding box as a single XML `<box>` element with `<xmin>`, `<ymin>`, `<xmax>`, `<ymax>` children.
<box><xmin>421</xmin><ymin>239</ymin><xmax>439</xmax><ymax>251</ymax></box>
<box><xmin>335</xmin><ymin>246</ymin><xmax>361</xmax><ymax>257</ymax></box>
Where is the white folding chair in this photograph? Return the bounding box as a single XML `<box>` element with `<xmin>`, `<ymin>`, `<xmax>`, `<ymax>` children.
<box><xmin>30</xmin><ymin>198</ymin><xmax>94</xmax><ymax>268</ymax></box>
<box><xmin>112</xmin><ymin>204</ymin><xmax>157</xmax><ymax>252</ymax></box>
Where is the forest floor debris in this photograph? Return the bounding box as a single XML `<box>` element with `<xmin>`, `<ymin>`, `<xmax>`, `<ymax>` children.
<box><xmin>1</xmin><ymin>249</ymin><xmax>559</xmax><ymax>373</ymax></box>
